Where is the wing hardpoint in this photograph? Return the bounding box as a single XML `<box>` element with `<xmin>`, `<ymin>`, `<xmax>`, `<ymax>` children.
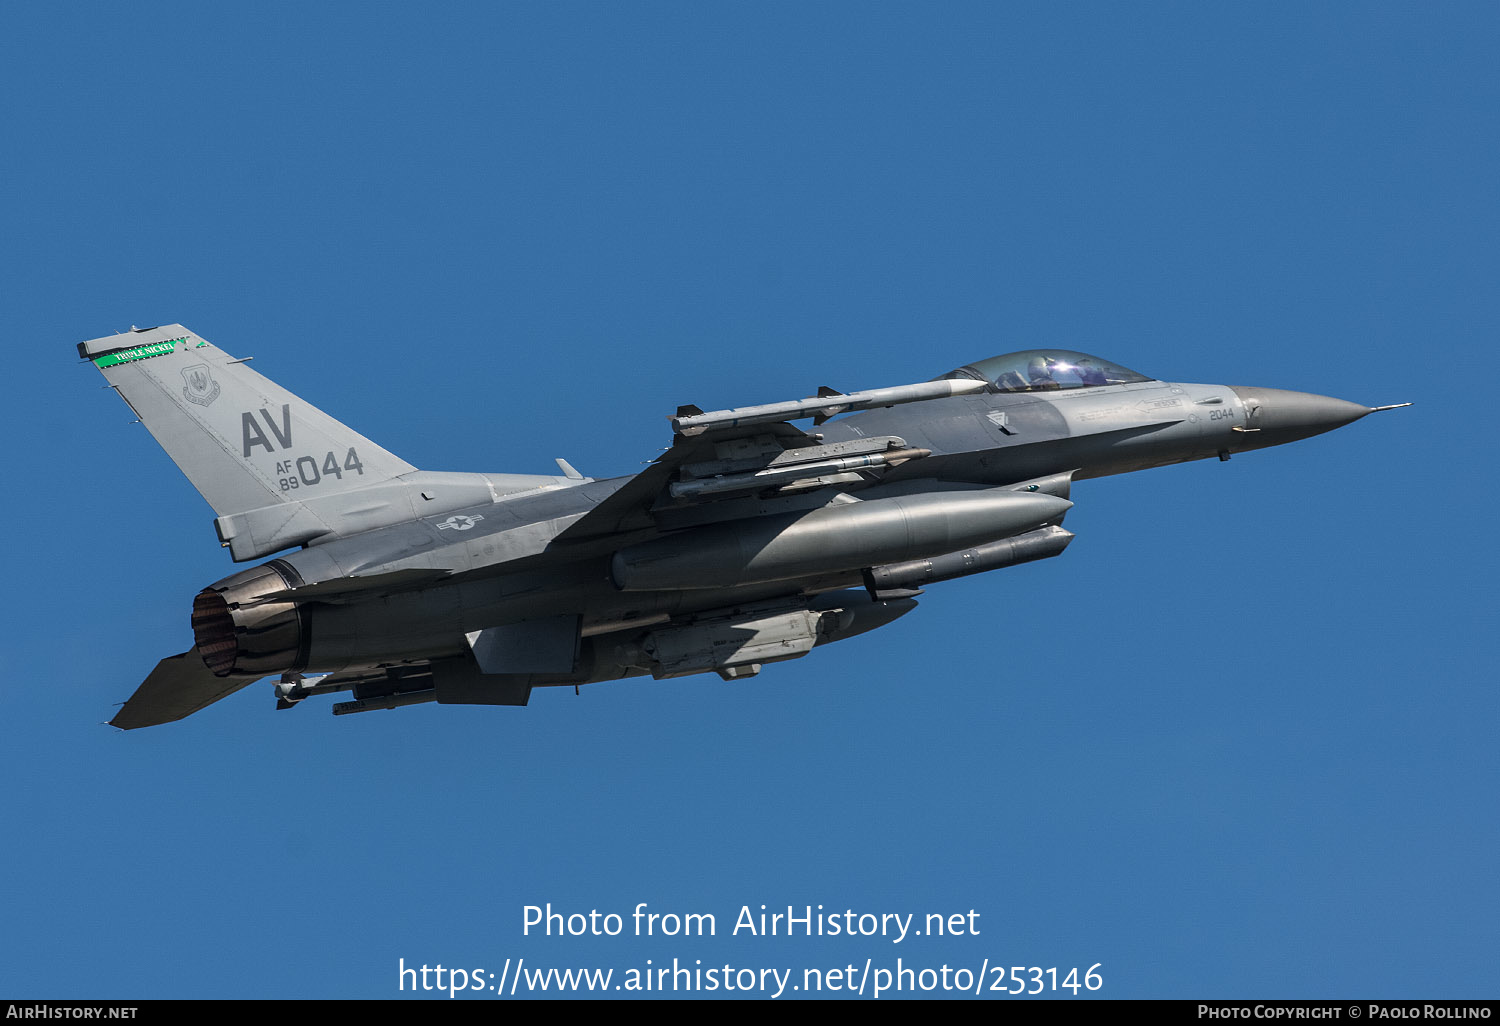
<box><xmin>80</xmin><ymin>326</ymin><xmax>419</xmax><ymax>558</ymax></box>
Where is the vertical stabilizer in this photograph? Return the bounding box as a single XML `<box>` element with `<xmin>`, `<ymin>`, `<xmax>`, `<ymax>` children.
<box><xmin>80</xmin><ymin>325</ymin><xmax>417</xmax><ymax>518</ymax></box>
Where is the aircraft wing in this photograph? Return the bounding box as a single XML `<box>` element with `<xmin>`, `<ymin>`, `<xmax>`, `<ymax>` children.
<box><xmin>556</xmin><ymin>378</ymin><xmax>986</xmax><ymax>541</ymax></box>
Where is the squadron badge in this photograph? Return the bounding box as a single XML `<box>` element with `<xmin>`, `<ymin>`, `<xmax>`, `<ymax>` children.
<box><xmin>182</xmin><ymin>364</ymin><xmax>221</xmax><ymax>407</ymax></box>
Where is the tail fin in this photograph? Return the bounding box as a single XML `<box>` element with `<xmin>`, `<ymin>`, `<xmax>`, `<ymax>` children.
<box><xmin>81</xmin><ymin>324</ymin><xmax>417</xmax><ymax>517</ymax></box>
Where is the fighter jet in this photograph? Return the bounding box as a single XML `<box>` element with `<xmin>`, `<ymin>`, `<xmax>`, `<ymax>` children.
<box><xmin>81</xmin><ymin>326</ymin><xmax>1408</xmax><ymax>728</ymax></box>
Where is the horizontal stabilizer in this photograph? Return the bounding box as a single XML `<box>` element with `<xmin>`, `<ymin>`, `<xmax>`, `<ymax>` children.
<box><xmin>110</xmin><ymin>649</ymin><xmax>254</xmax><ymax>730</ymax></box>
<box><xmin>238</xmin><ymin>567</ymin><xmax>453</xmax><ymax>607</ymax></box>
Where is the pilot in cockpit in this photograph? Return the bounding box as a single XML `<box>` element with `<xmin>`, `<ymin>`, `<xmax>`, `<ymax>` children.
<box><xmin>1026</xmin><ymin>356</ymin><xmax>1061</xmax><ymax>390</ymax></box>
<box><xmin>1075</xmin><ymin>358</ymin><xmax>1107</xmax><ymax>386</ymax></box>
<box><xmin>953</xmin><ymin>349</ymin><xmax>1154</xmax><ymax>395</ymax></box>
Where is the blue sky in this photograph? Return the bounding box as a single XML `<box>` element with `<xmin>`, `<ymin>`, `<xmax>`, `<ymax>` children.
<box><xmin>2</xmin><ymin>2</ymin><xmax>1495</xmax><ymax>999</ymax></box>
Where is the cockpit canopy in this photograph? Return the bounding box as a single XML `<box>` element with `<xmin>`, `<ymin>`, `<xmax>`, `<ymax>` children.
<box><xmin>943</xmin><ymin>350</ymin><xmax>1153</xmax><ymax>394</ymax></box>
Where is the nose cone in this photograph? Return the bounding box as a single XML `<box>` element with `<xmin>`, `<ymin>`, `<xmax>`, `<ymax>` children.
<box><xmin>1228</xmin><ymin>386</ymin><xmax>1374</xmax><ymax>449</ymax></box>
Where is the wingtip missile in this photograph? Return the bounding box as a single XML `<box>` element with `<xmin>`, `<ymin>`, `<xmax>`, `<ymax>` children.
<box><xmin>670</xmin><ymin>377</ymin><xmax>987</xmax><ymax>435</ymax></box>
